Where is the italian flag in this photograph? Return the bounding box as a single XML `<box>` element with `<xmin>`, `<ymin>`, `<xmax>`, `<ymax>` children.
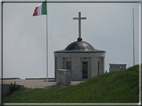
<box><xmin>33</xmin><ymin>1</ymin><xmax>47</xmax><ymax>16</ymax></box>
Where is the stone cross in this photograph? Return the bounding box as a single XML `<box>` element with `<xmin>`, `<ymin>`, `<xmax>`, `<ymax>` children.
<box><xmin>73</xmin><ymin>12</ymin><xmax>87</xmax><ymax>41</ymax></box>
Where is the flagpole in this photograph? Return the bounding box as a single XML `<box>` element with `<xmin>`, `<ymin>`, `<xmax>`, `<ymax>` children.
<box><xmin>46</xmin><ymin>0</ymin><xmax>48</xmax><ymax>85</ymax></box>
<box><xmin>1</xmin><ymin>1</ymin><xmax>4</xmax><ymax>102</ymax></box>
<box><xmin>132</xmin><ymin>8</ymin><xmax>135</xmax><ymax>66</ymax></box>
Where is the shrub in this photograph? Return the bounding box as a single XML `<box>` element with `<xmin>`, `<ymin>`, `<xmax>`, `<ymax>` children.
<box><xmin>9</xmin><ymin>82</ymin><xmax>20</xmax><ymax>94</ymax></box>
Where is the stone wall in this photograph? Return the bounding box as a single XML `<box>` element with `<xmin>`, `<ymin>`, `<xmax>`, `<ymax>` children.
<box><xmin>57</xmin><ymin>69</ymin><xmax>71</xmax><ymax>86</ymax></box>
<box><xmin>55</xmin><ymin>52</ymin><xmax>105</xmax><ymax>81</ymax></box>
<box><xmin>2</xmin><ymin>84</ymin><xmax>24</xmax><ymax>95</ymax></box>
<box><xmin>109</xmin><ymin>64</ymin><xmax>127</xmax><ymax>72</ymax></box>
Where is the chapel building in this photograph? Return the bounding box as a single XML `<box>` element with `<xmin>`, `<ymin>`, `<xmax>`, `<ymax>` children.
<box><xmin>54</xmin><ymin>12</ymin><xmax>106</xmax><ymax>81</ymax></box>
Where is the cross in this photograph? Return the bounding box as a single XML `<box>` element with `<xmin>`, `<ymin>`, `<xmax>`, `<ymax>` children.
<box><xmin>73</xmin><ymin>12</ymin><xmax>87</xmax><ymax>41</ymax></box>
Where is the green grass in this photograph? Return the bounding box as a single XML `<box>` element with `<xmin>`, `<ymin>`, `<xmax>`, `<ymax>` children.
<box><xmin>3</xmin><ymin>64</ymin><xmax>140</xmax><ymax>103</ymax></box>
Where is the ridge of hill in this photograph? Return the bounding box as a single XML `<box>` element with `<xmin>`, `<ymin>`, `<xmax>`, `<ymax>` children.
<box><xmin>3</xmin><ymin>65</ymin><xmax>140</xmax><ymax>103</ymax></box>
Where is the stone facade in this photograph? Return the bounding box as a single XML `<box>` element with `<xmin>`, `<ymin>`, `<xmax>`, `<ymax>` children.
<box><xmin>54</xmin><ymin>52</ymin><xmax>105</xmax><ymax>81</ymax></box>
<box><xmin>109</xmin><ymin>64</ymin><xmax>127</xmax><ymax>72</ymax></box>
<box><xmin>57</xmin><ymin>69</ymin><xmax>71</xmax><ymax>86</ymax></box>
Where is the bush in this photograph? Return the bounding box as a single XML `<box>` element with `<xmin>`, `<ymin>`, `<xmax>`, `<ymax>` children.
<box><xmin>9</xmin><ymin>82</ymin><xmax>20</xmax><ymax>94</ymax></box>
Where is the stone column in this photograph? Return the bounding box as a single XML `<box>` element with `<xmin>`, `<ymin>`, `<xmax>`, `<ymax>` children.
<box><xmin>101</xmin><ymin>57</ymin><xmax>105</xmax><ymax>74</ymax></box>
<box><xmin>56</xmin><ymin>57</ymin><xmax>63</xmax><ymax>81</ymax></box>
<box><xmin>91</xmin><ymin>57</ymin><xmax>98</xmax><ymax>77</ymax></box>
<box><xmin>57</xmin><ymin>57</ymin><xmax>63</xmax><ymax>69</ymax></box>
<box><xmin>54</xmin><ymin>57</ymin><xmax>57</xmax><ymax>81</ymax></box>
<box><xmin>72</xmin><ymin>57</ymin><xmax>81</xmax><ymax>80</ymax></box>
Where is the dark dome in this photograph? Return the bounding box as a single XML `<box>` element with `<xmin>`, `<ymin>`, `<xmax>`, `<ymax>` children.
<box><xmin>54</xmin><ymin>40</ymin><xmax>105</xmax><ymax>53</ymax></box>
<box><xmin>65</xmin><ymin>41</ymin><xmax>95</xmax><ymax>51</ymax></box>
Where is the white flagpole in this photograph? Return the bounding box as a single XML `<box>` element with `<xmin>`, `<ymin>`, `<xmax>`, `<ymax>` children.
<box><xmin>132</xmin><ymin>8</ymin><xmax>135</xmax><ymax>66</ymax></box>
<box><xmin>45</xmin><ymin>0</ymin><xmax>48</xmax><ymax>85</ymax></box>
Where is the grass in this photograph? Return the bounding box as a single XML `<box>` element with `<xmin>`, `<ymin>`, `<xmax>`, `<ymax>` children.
<box><xmin>3</xmin><ymin>64</ymin><xmax>140</xmax><ymax>103</ymax></box>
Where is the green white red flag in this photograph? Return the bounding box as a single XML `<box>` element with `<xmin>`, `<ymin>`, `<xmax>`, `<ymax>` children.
<box><xmin>33</xmin><ymin>1</ymin><xmax>47</xmax><ymax>16</ymax></box>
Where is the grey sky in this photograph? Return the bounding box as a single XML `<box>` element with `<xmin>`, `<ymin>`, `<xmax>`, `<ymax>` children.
<box><xmin>0</xmin><ymin>0</ymin><xmax>141</xmax><ymax>79</ymax></box>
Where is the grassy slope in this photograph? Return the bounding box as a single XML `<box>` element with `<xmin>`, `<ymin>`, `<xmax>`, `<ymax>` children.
<box><xmin>3</xmin><ymin>65</ymin><xmax>139</xmax><ymax>103</ymax></box>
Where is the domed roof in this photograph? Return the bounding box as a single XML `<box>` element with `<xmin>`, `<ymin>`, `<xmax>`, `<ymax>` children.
<box><xmin>54</xmin><ymin>39</ymin><xmax>105</xmax><ymax>53</ymax></box>
<box><xmin>65</xmin><ymin>41</ymin><xmax>95</xmax><ymax>51</ymax></box>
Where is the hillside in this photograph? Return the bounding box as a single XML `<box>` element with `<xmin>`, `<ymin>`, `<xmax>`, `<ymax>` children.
<box><xmin>3</xmin><ymin>65</ymin><xmax>139</xmax><ymax>103</ymax></box>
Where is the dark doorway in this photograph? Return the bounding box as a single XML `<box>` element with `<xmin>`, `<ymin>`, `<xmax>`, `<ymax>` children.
<box><xmin>66</xmin><ymin>61</ymin><xmax>71</xmax><ymax>71</ymax></box>
<box><xmin>98</xmin><ymin>61</ymin><xmax>100</xmax><ymax>75</ymax></box>
<box><xmin>82</xmin><ymin>61</ymin><xmax>88</xmax><ymax>79</ymax></box>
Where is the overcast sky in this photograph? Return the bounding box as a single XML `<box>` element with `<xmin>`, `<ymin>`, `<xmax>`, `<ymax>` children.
<box><xmin>0</xmin><ymin>0</ymin><xmax>141</xmax><ymax>79</ymax></box>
